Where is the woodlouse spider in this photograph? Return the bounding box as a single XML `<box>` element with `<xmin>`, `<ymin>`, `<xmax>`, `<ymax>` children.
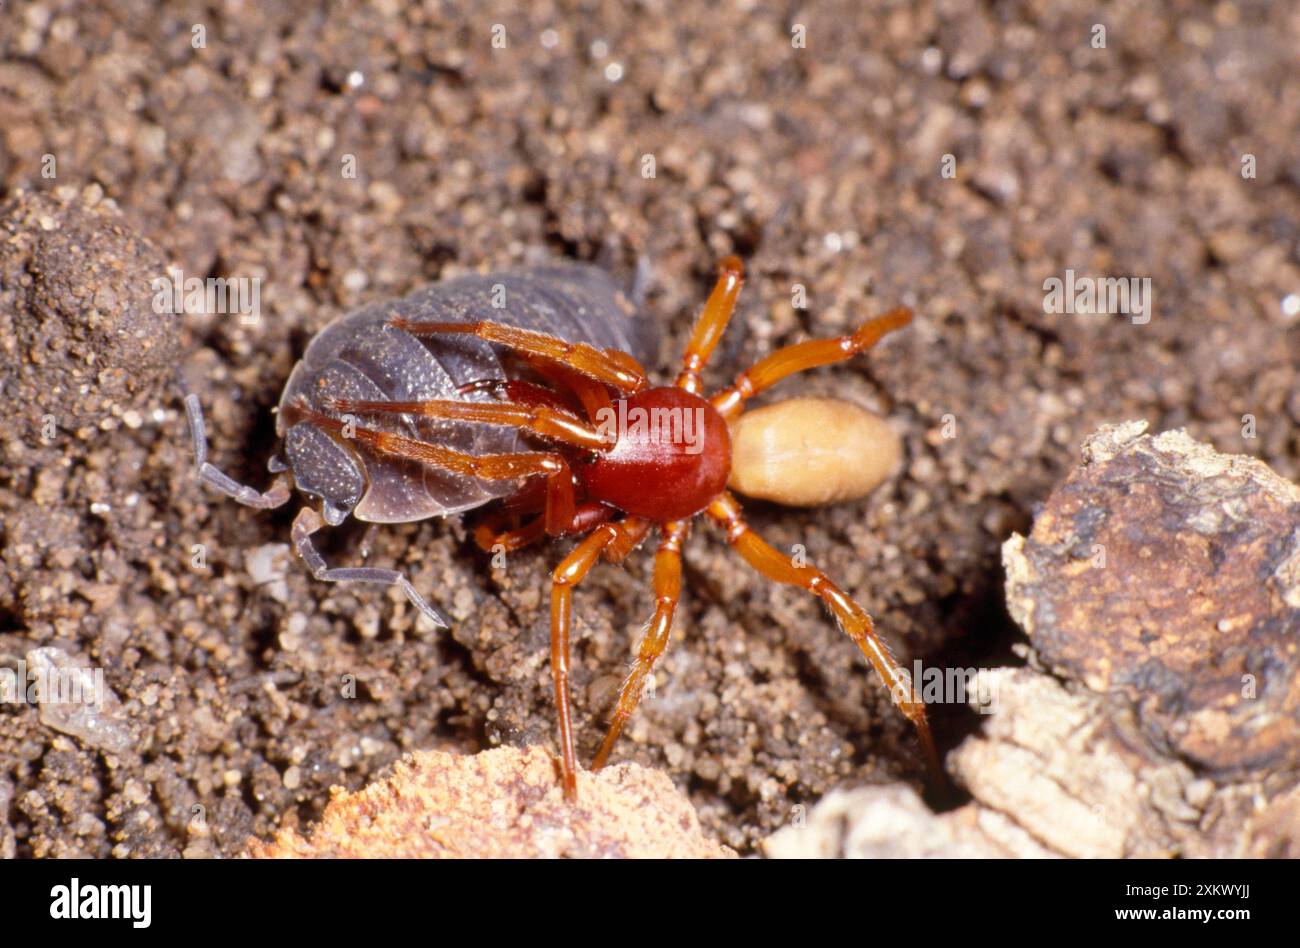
<box><xmin>184</xmin><ymin>257</ymin><xmax>934</xmax><ymax>799</ymax></box>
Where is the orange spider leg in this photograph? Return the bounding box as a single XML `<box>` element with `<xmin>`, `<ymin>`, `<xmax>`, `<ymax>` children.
<box><xmin>603</xmin><ymin>516</ymin><xmax>651</xmax><ymax>563</ymax></box>
<box><xmin>475</xmin><ymin>514</ymin><xmax>547</xmax><ymax>554</ymax></box>
<box><xmin>592</xmin><ymin>519</ymin><xmax>689</xmax><ymax>770</ymax></box>
<box><xmin>472</xmin><ymin>477</ymin><xmax>547</xmax><ymax>552</ymax></box>
<box><xmin>706</xmin><ymin>492</ymin><xmax>940</xmax><ymax>779</ymax></box>
<box><xmin>458</xmin><ymin>377</ymin><xmax>583</xmax><ymax>415</ymax></box>
<box><xmin>710</xmin><ymin>307</ymin><xmax>913</xmax><ymax>419</ymax></box>
<box><xmin>496</xmin><ymin>476</ymin><xmax>548</xmax><ymax>515</ymax></box>
<box><xmin>390</xmin><ymin>317</ymin><xmax>647</xmax><ymax>393</ymax></box>
<box><xmin>321</xmin><ymin>396</ymin><xmax>612</xmax><ymax>451</ymax></box>
<box><xmin>550</xmin><ymin>517</ymin><xmax>651</xmax><ymax>799</ymax></box>
<box><xmin>287</xmin><ymin>403</ymin><xmax>577</xmax><ymax>534</ymax></box>
<box><xmin>675</xmin><ymin>256</ymin><xmax>744</xmax><ymax>394</ymax></box>
<box><xmin>477</xmin><ymin>501</ymin><xmax>626</xmax><ymax>553</ymax></box>
<box><xmin>516</xmin><ymin>353</ymin><xmax>615</xmax><ymax>424</ymax></box>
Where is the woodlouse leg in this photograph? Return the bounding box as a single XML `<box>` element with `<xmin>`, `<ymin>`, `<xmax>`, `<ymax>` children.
<box><xmin>322</xmin><ymin>396</ymin><xmax>612</xmax><ymax>451</ymax></box>
<box><xmin>674</xmin><ymin>256</ymin><xmax>744</xmax><ymax>394</ymax></box>
<box><xmin>183</xmin><ymin>392</ymin><xmax>290</xmax><ymax>509</ymax></box>
<box><xmin>592</xmin><ymin>520</ymin><xmax>689</xmax><ymax>771</ymax></box>
<box><xmin>709</xmin><ymin>307</ymin><xmax>913</xmax><ymax>419</ymax></box>
<box><xmin>548</xmin><ymin>516</ymin><xmax>652</xmax><ymax>799</ymax></box>
<box><xmin>705</xmin><ymin>492</ymin><xmax>941</xmax><ymax>779</ymax></box>
<box><xmin>390</xmin><ymin>317</ymin><xmax>648</xmax><ymax>393</ymax></box>
<box><xmin>286</xmin><ymin>404</ymin><xmax>579</xmax><ymax>534</ymax></box>
<box><xmin>290</xmin><ymin>507</ymin><xmax>449</xmax><ymax>629</ymax></box>
<box><xmin>357</xmin><ymin>523</ymin><xmax>380</xmax><ymax>560</ymax></box>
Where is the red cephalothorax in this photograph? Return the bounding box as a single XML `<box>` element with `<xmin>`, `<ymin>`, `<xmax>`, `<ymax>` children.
<box><xmin>579</xmin><ymin>387</ymin><xmax>731</xmax><ymax>521</ymax></box>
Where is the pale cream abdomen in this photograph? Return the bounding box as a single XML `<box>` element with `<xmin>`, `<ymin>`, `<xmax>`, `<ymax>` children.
<box><xmin>727</xmin><ymin>397</ymin><xmax>901</xmax><ymax>507</ymax></box>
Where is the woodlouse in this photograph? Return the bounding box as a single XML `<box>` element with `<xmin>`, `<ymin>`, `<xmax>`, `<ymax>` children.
<box><xmin>185</xmin><ymin>257</ymin><xmax>933</xmax><ymax>798</ymax></box>
<box><xmin>185</xmin><ymin>262</ymin><xmax>653</xmax><ymax>626</ymax></box>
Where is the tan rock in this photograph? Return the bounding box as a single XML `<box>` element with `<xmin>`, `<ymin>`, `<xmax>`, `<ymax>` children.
<box><xmin>247</xmin><ymin>745</ymin><xmax>733</xmax><ymax>859</ymax></box>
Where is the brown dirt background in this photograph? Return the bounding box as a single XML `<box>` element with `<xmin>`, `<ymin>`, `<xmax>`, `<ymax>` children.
<box><xmin>1</xmin><ymin>1</ymin><xmax>1297</xmax><ymax>856</ymax></box>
